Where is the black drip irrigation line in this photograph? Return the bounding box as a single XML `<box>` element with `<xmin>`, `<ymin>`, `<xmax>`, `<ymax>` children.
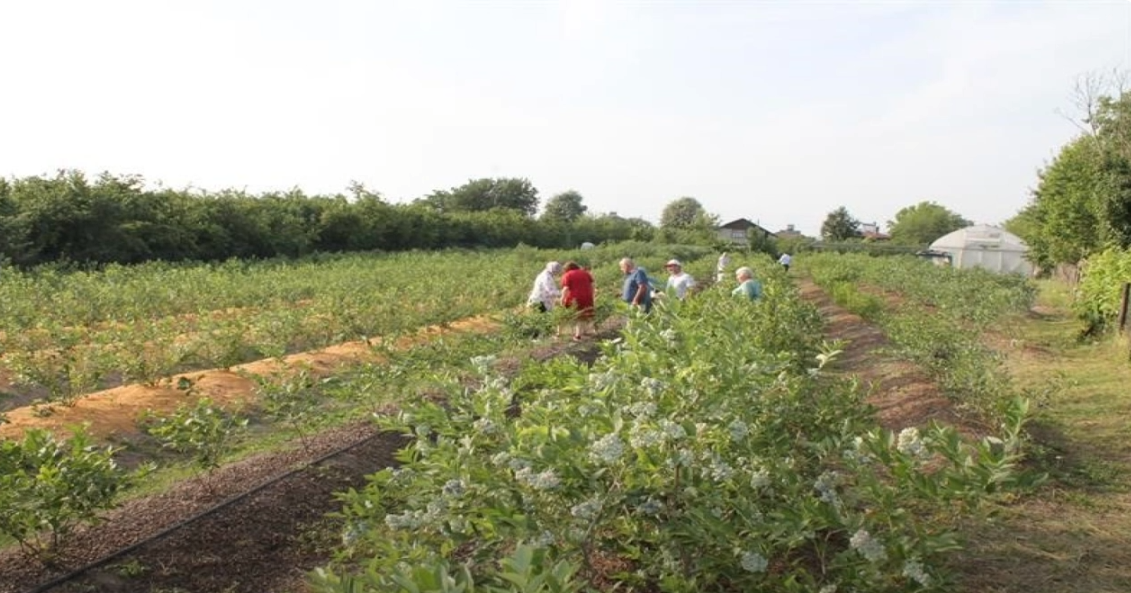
<box><xmin>23</xmin><ymin>430</ymin><xmax>388</xmax><ymax>593</ymax></box>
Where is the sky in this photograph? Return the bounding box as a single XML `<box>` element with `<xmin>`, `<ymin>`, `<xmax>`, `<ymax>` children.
<box><xmin>1</xmin><ymin>0</ymin><xmax>1128</xmax><ymax>236</ymax></box>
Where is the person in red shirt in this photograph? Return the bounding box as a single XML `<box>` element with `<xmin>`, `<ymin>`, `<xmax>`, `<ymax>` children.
<box><xmin>560</xmin><ymin>261</ymin><xmax>595</xmax><ymax>341</ymax></box>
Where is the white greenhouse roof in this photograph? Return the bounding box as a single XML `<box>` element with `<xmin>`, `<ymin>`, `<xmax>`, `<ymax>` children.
<box><xmin>929</xmin><ymin>224</ymin><xmax>1029</xmax><ymax>253</ymax></box>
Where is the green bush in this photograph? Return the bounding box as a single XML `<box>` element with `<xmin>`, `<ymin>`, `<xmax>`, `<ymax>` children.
<box><xmin>313</xmin><ymin>282</ymin><xmax>1034</xmax><ymax>592</ymax></box>
<box><xmin>0</xmin><ymin>427</ymin><xmax>130</xmax><ymax>561</ymax></box>
<box><xmin>1075</xmin><ymin>247</ymin><xmax>1131</xmax><ymax>335</ymax></box>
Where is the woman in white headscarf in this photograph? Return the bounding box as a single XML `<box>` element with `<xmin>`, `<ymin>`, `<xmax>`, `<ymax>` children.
<box><xmin>716</xmin><ymin>252</ymin><xmax>731</xmax><ymax>283</ymax></box>
<box><xmin>528</xmin><ymin>261</ymin><xmax>563</xmax><ymax>312</ymax></box>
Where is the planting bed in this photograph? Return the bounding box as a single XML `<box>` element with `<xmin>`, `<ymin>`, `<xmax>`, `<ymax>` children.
<box><xmin>0</xmin><ymin>321</ymin><xmax>620</xmax><ymax>593</ymax></box>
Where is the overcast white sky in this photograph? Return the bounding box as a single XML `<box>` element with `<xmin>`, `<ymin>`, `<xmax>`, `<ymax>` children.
<box><xmin>1</xmin><ymin>1</ymin><xmax>1128</xmax><ymax>235</ymax></box>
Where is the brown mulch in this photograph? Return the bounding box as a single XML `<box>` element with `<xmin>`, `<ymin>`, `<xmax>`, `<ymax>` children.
<box><xmin>0</xmin><ymin>319</ymin><xmax>623</xmax><ymax>593</ymax></box>
<box><xmin>0</xmin><ymin>315</ymin><xmax>502</xmax><ymax>441</ymax></box>
<box><xmin>796</xmin><ymin>277</ymin><xmax>987</xmax><ymax>435</ymax></box>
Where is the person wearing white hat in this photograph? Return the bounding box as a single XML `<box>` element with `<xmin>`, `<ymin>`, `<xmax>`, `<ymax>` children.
<box><xmin>664</xmin><ymin>259</ymin><xmax>696</xmax><ymax>300</ymax></box>
<box><xmin>527</xmin><ymin>261</ymin><xmax>563</xmax><ymax>312</ymax></box>
<box><xmin>716</xmin><ymin>251</ymin><xmax>731</xmax><ymax>283</ymax></box>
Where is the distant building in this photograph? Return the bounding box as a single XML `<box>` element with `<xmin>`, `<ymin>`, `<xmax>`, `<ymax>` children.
<box><xmin>860</xmin><ymin>222</ymin><xmax>890</xmax><ymax>241</ymax></box>
<box><xmin>776</xmin><ymin>224</ymin><xmax>804</xmax><ymax>239</ymax></box>
<box><xmin>717</xmin><ymin>218</ymin><xmax>776</xmax><ymax>246</ymax></box>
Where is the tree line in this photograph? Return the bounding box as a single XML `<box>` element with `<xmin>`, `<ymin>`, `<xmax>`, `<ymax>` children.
<box><xmin>0</xmin><ymin>172</ymin><xmax>669</xmax><ymax>267</ymax></box>
<box><xmin>0</xmin><ymin>169</ymin><xmax>764</xmax><ymax>268</ymax></box>
<box><xmin>810</xmin><ymin>203</ymin><xmax>970</xmax><ymax>248</ymax></box>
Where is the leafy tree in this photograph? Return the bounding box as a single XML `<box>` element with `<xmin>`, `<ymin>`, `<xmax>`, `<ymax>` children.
<box><xmin>1004</xmin><ymin>204</ymin><xmax>1035</xmax><ymax>253</ymax></box>
<box><xmin>1024</xmin><ymin>136</ymin><xmax>1107</xmax><ymax>266</ymax></box>
<box><xmin>421</xmin><ymin>178</ymin><xmax>540</xmax><ymax>216</ymax></box>
<box><xmin>660</xmin><ymin>197</ymin><xmax>707</xmax><ymax>229</ymax></box>
<box><xmin>1006</xmin><ymin>75</ymin><xmax>1131</xmax><ymax>267</ymax></box>
<box><xmin>820</xmin><ymin>206</ymin><xmax>861</xmax><ymax>241</ymax></box>
<box><xmin>658</xmin><ymin>197</ymin><xmax>721</xmax><ymax>245</ymax></box>
<box><xmin>541</xmin><ymin>190</ymin><xmax>588</xmax><ymax>222</ymax></box>
<box><xmin>886</xmin><ymin>201</ymin><xmax>970</xmax><ymax>247</ymax></box>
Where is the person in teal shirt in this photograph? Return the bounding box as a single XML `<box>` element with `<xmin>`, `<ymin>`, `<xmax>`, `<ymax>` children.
<box><xmin>732</xmin><ymin>266</ymin><xmax>763</xmax><ymax>301</ymax></box>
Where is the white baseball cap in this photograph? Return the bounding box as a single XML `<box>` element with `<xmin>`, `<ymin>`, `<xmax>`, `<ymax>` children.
<box><xmin>665</xmin><ymin>259</ymin><xmax>682</xmax><ymax>267</ymax></box>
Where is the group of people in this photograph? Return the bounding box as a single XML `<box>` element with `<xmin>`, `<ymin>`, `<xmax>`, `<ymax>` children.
<box><xmin>527</xmin><ymin>260</ymin><xmax>597</xmax><ymax>341</ymax></box>
<box><xmin>528</xmin><ymin>253</ymin><xmax>769</xmax><ymax>341</ymax></box>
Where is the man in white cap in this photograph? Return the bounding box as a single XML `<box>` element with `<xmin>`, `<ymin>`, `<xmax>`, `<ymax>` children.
<box><xmin>664</xmin><ymin>259</ymin><xmax>696</xmax><ymax>300</ymax></box>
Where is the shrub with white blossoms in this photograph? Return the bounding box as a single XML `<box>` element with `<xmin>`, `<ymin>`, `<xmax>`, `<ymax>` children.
<box><xmin>316</xmin><ymin>273</ymin><xmax>1037</xmax><ymax>593</ymax></box>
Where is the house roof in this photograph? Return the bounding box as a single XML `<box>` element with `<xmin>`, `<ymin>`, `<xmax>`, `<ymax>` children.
<box><xmin>718</xmin><ymin>218</ymin><xmax>777</xmax><ymax>237</ymax></box>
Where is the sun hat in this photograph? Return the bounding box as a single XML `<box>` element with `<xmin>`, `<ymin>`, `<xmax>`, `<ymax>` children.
<box><xmin>546</xmin><ymin>261</ymin><xmax>562</xmax><ymax>274</ymax></box>
<box><xmin>665</xmin><ymin>259</ymin><xmax>682</xmax><ymax>268</ymax></box>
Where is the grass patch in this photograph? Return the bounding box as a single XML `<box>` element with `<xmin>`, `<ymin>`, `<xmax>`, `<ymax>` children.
<box><xmin>947</xmin><ymin>280</ymin><xmax>1131</xmax><ymax>593</ymax></box>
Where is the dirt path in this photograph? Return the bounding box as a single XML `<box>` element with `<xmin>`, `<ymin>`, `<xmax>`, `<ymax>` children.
<box><xmin>0</xmin><ymin>322</ymin><xmax>621</xmax><ymax>593</ymax></box>
<box><xmin>796</xmin><ymin>278</ymin><xmax>984</xmax><ymax>433</ymax></box>
<box><xmin>799</xmin><ymin>276</ymin><xmax>1131</xmax><ymax>592</ymax></box>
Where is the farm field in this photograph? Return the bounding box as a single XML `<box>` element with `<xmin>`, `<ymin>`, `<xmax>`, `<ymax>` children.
<box><xmin>0</xmin><ymin>244</ymin><xmax>706</xmax><ymax>416</ymax></box>
<box><xmin>0</xmin><ymin>243</ymin><xmax>716</xmax><ymax>591</ymax></box>
<box><xmin>4</xmin><ymin>250</ymin><xmax>1126</xmax><ymax>592</ymax></box>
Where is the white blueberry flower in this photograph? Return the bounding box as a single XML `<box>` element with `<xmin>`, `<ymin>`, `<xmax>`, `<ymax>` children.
<box><xmin>341</xmin><ymin>522</ymin><xmax>367</xmax><ymax>546</ymax></box>
<box><xmin>740</xmin><ymin>550</ymin><xmax>768</xmax><ymax>573</ymax></box>
<box><xmin>849</xmin><ymin>529</ymin><xmax>887</xmax><ymax>562</ymax></box>
<box><xmin>470</xmin><ymin>355</ymin><xmax>497</xmax><ymax>374</ymax></box>
<box><xmin>628</xmin><ymin>400</ymin><xmax>658</xmax><ymax>419</ymax></box>
<box><xmin>472</xmin><ymin>417</ymin><xmax>497</xmax><ymax>434</ymax></box>
<box><xmin>902</xmin><ymin>558</ymin><xmax>931</xmax><ymax>586</ymax></box>
<box><xmin>588</xmin><ymin>371</ymin><xmax>617</xmax><ymax>390</ymax></box>
<box><xmin>515</xmin><ymin>467</ymin><xmax>561</xmax><ymax>490</ymax></box>
<box><xmin>589</xmin><ymin>433</ymin><xmax>626</xmax><ymax>464</ymax></box>
<box><xmin>729</xmin><ymin>419</ymin><xmax>750</xmax><ymax>442</ymax></box>
<box><xmin>660</xmin><ymin>419</ymin><xmax>687</xmax><ymax>440</ymax></box>
<box><xmin>813</xmin><ymin>471</ymin><xmax>840</xmax><ymax>505</ymax></box>
<box><xmin>507</xmin><ymin>457</ymin><xmax>533</xmax><ymax>472</ymax></box>
<box><xmin>447</xmin><ymin>516</ymin><xmax>469</xmax><ymax>535</ymax></box>
<box><xmin>666</xmin><ymin>448</ymin><xmax>694</xmax><ymax>469</ymax></box>
<box><xmin>750</xmin><ymin>468</ymin><xmax>771</xmax><ymax>490</ymax></box>
<box><xmin>442</xmin><ymin>479</ymin><xmax>465</xmax><ymax>497</ymax></box>
<box><xmin>532</xmin><ymin>530</ymin><xmax>555</xmax><ymax>547</ymax></box>
<box><xmin>708</xmin><ymin>456</ymin><xmax>734</xmax><ymax>482</ymax></box>
<box><xmin>640</xmin><ymin>377</ymin><xmax>665</xmax><ymax>396</ymax></box>
<box><xmin>384</xmin><ymin>510</ymin><xmax>424</xmax><ymax>530</ymax></box>
<box><xmin>570</xmin><ymin>498</ymin><xmax>602</xmax><ymax>521</ymax></box>
<box><xmin>629</xmin><ymin>425</ymin><xmax>664</xmax><ymax>449</ymax></box>
<box><xmin>484</xmin><ymin>377</ymin><xmax>510</xmax><ymax>394</ymax></box>
<box><xmin>897</xmin><ymin>427</ymin><xmax>928</xmax><ymax>458</ymax></box>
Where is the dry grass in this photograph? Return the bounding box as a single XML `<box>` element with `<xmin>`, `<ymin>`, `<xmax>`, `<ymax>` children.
<box><xmin>947</xmin><ymin>280</ymin><xmax>1131</xmax><ymax>593</ymax></box>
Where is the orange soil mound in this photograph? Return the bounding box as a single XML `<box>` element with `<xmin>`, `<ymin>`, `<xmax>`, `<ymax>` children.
<box><xmin>0</xmin><ymin>315</ymin><xmax>502</xmax><ymax>441</ymax></box>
